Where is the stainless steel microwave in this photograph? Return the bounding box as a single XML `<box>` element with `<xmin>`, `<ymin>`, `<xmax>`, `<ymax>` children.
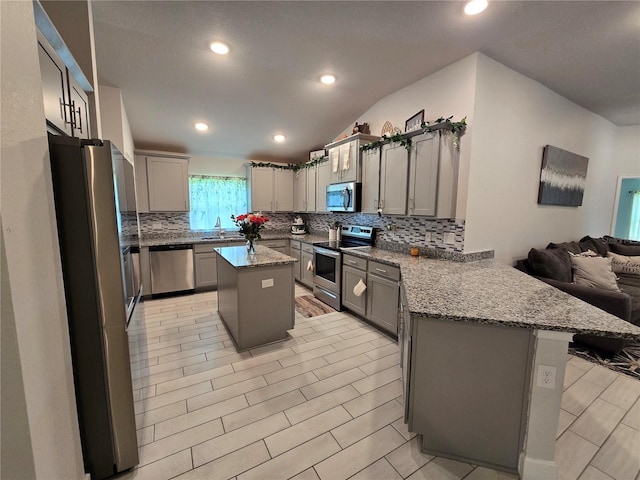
<box><xmin>326</xmin><ymin>181</ymin><xmax>361</xmax><ymax>212</ymax></box>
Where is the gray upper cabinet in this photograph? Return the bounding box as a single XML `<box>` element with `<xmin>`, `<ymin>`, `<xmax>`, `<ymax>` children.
<box><xmin>408</xmin><ymin>132</ymin><xmax>439</xmax><ymax>217</ymax></box>
<box><xmin>315</xmin><ymin>159</ymin><xmax>331</xmax><ymax>213</ymax></box>
<box><xmin>274</xmin><ymin>169</ymin><xmax>294</xmax><ymax>212</ymax></box>
<box><xmin>294</xmin><ymin>167</ymin><xmax>317</xmax><ymax>213</ymax></box>
<box><xmin>37</xmin><ymin>31</ymin><xmax>91</xmax><ymax>138</ymax></box>
<box><xmin>248</xmin><ymin>167</ymin><xmax>273</xmax><ymax>212</ymax></box>
<box><xmin>361</xmin><ymin>148</ymin><xmax>380</xmax><ymax>214</ymax></box>
<box><xmin>325</xmin><ymin>134</ymin><xmax>379</xmax><ymax>184</ymax></box>
<box><xmin>380</xmin><ymin>143</ymin><xmax>409</xmax><ymax>215</ymax></box>
<box><xmin>247</xmin><ymin>167</ymin><xmax>294</xmax><ymax>212</ymax></box>
<box><xmin>68</xmin><ymin>74</ymin><xmax>90</xmax><ymax>139</ymax></box>
<box><xmin>135</xmin><ymin>152</ymin><xmax>190</xmax><ymax>213</ymax></box>
<box><xmin>38</xmin><ymin>37</ymin><xmax>72</xmax><ymax>136</ymax></box>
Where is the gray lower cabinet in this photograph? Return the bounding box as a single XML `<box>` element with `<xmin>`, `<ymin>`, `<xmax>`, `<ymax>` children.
<box><xmin>342</xmin><ymin>265</ymin><xmax>366</xmax><ymax>316</ymax></box>
<box><xmin>367</xmin><ymin>273</ymin><xmax>400</xmax><ymax>334</ymax></box>
<box><xmin>341</xmin><ymin>254</ymin><xmax>400</xmax><ymax>334</ymax></box>
<box><xmin>300</xmin><ymin>248</ymin><xmax>314</xmax><ymax>288</ymax></box>
<box><xmin>261</xmin><ymin>238</ymin><xmax>288</xmax><ymax>254</ymax></box>
<box><xmin>194</xmin><ymin>252</ymin><xmax>218</xmax><ymax>290</ymax></box>
<box><xmin>194</xmin><ymin>241</ymin><xmax>244</xmax><ymax>290</ymax></box>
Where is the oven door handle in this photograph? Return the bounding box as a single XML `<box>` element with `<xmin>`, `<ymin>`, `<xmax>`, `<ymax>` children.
<box><xmin>313</xmin><ymin>246</ymin><xmax>341</xmax><ymax>258</ymax></box>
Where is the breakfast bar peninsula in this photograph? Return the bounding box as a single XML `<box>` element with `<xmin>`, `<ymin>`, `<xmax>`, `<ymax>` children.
<box><xmin>215</xmin><ymin>244</ymin><xmax>296</xmax><ymax>351</ymax></box>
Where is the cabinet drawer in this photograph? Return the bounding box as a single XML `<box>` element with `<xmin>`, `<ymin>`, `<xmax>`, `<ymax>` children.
<box><xmin>343</xmin><ymin>254</ymin><xmax>367</xmax><ymax>271</ymax></box>
<box><xmin>290</xmin><ymin>240</ymin><xmax>301</xmax><ymax>251</ymax></box>
<box><xmin>261</xmin><ymin>239</ymin><xmax>287</xmax><ymax>249</ymax></box>
<box><xmin>301</xmin><ymin>243</ymin><xmax>314</xmax><ymax>254</ymax></box>
<box><xmin>367</xmin><ymin>261</ymin><xmax>400</xmax><ymax>281</ymax></box>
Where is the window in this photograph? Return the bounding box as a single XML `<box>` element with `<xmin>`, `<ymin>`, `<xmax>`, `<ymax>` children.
<box><xmin>189</xmin><ymin>175</ymin><xmax>247</xmax><ymax>230</ymax></box>
<box><xmin>630</xmin><ymin>191</ymin><xmax>640</xmax><ymax>241</ymax></box>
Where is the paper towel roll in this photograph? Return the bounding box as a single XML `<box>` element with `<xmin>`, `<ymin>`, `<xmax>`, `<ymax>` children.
<box><xmin>307</xmin><ymin>260</ymin><xmax>313</xmax><ymax>271</ymax></box>
<box><xmin>329</xmin><ymin>229</ymin><xmax>336</xmax><ymax>241</ymax></box>
<box><xmin>353</xmin><ymin>279</ymin><xmax>367</xmax><ymax>297</ymax></box>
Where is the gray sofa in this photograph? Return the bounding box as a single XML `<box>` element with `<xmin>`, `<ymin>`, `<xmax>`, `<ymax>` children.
<box><xmin>516</xmin><ymin>236</ymin><xmax>640</xmax><ymax>354</ymax></box>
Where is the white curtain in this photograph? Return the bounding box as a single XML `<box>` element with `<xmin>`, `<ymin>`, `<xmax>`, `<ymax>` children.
<box><xmin>630</xmin><ymin>191</ymin><xmax>640</xmax><ymax>241</ymax></box>
<box><xmin>189</xmin><ymin>175</ymin><xmax>247</xmax><ymax>230</ymax></box>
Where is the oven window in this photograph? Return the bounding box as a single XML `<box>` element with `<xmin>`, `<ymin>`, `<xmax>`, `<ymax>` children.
<box><xmin>315</xmin><ymin>252</ymin><xmax>337</xmax><ymax>283</ymax></box>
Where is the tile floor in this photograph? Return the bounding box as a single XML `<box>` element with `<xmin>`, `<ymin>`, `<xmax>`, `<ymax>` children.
<box><xmin>121</xmin><ymin>286</ymin><xmax>640</xmax><ymax>480</ymax></box>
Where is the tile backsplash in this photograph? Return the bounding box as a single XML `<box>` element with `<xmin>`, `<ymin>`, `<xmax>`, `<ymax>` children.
<box><xmin>139</xmin><ymin>211</ymin><xmax>465</xmax><ymax>252</ymax></box>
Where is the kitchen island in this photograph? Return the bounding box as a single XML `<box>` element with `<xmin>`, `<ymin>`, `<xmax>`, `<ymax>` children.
<box><xmin>215</xmin><ymin>244</ymin><xmax>296</xmax><ymax>351</ymax></box>
<box><xmin>338</xmin><ymin>248</ymin><xmax>640</xmax><ymax>480</ymax></box>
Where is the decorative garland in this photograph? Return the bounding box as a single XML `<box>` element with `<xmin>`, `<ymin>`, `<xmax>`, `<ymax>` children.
<box><xmin>250</xmin><ymin>116</ymin><xmax>467</xmax><ymax>170</ymax></box>
<box><xmin>360</xmin><ymin>116</ymin><xmax>467</xmax><ymax>152</ymax></box>
<box><xmin>250</xmin><ymin>154</ymin><xmax>328</xmax><ymax>172</ymax></box>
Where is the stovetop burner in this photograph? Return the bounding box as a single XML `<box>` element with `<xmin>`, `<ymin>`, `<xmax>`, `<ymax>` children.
<box><xmin>313</xmin><ymin>225</ymin><xmax>375</xmax><ymax>251</ymax></box>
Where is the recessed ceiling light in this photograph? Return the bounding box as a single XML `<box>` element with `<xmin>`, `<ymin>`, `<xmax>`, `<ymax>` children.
<box><xmin>210</xmin><ymin>42</ymin><xmax>229</xmax><ymax>55</ymax></box>
<box><xmin>464</xmin><ymin>0</ymin><xmax>488</xmax><ymax>15</ymax></box>
<box><xmin>194</xmin><ymin>122</ymin><xmax>209</xmax><ymax>132</ymax></box>
<box><xmin>320</xmin><ymin>74</ymin><xmax>336</xmax><ymax>85</ymax></box>
<box><xmin>273</xmin><ymin>134</ymin><xmax>286</xmax><ymax>143</ymax></box>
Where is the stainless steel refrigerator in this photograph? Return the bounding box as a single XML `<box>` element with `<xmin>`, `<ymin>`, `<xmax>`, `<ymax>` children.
<box><xmin>48</xmin><ymin>135</ymin><xmax>139</xmax><ymax>479</ymax></box>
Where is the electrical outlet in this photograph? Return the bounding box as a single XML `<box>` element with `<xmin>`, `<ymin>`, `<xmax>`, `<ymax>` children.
<box><xmin>536</xmin><ymin>365</ymin><xmax>557</xmax><ymax>389</ymax></box>
<box><xmin>444</xmin><ymin>232</ymin><xmax>456</xmax><ymax>244</ymax></box>
<box><xmin>425</xmin><ymin>232</ymin><xmax>432</xmax><ymax>243</ymax></box>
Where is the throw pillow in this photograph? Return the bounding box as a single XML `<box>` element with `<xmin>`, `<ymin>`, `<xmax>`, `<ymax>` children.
<box><xmin>579</xmin><ymin>236</ymin><xmax>609</xmax><ymax>257</ymax></box>
<box><xmin>610</xmin><ymin>243</ymin><xmax>640</xmax><ymax>256</ymax></box>
<box><xmin>547</xmin><ymin>241</ymin><xmax>582</xmax><ymax>255</ymax></box>
<box><xmin>607</xmin><ymin>251</ymin><xmax>640</xmax><ymax>276</ymax></box>
<box><xmin>570</xmin><ymin>255</ymin><xmax>620</xmax><ymax>292</ymax></box>
<box><xmin>527</xmin><ymin>248</ymin><xmax>572</xmax><ymax>283</ymax></box>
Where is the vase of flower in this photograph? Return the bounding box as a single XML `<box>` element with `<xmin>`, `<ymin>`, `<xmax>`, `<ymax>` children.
<box><xmin>246</xmin><ymin>236</ymin><xmax>256</xmax><ymax>254</ymax></box>
<box><xmin>231</xmin><ymin>213</ymin><xmax>270</xmax><ymax>255</ymax></box>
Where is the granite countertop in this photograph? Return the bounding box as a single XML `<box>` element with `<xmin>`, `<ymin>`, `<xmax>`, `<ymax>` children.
<box><xmin>138</xmin><ymin>231</ymin><xmax>640</xmax><ymax>339</ymax></box>
<box><xmin>139</xmin><ymin>231</ymin><xmax>327</xmax><ymax>247</ymax></box>
<box><xmin>342</xmin><ymin>247</ymin><xmax>640</xmax><ymax>340</ymax></box>
<box><xmin>215</xmin><ymin>244</ymin><xmax>297</xmax><ymax>269</ymax></box>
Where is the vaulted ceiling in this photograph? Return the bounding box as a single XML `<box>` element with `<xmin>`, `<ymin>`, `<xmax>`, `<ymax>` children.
<box><xmin>92</xmin><ymin>1</ymin><xmax>640</xmax><ymax>162</ymax></box>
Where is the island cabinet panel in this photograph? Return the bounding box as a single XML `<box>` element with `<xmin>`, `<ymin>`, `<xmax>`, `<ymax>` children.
<box><xmin>408</xmin><ymin>317</ymin><xmax>533</xmax><ymax>473</ymax></box>
<box><xmin>216</xmin><ymin>247</ymin><xmax>295</xmax><ymax>352</ymax></box>
<box><xmin>290</xmin><ymin>240</ymin><xmax>301</xmax><ymax>281</ymax></box>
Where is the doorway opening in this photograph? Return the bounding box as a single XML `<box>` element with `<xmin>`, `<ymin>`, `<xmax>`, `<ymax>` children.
<box><xmin>611</xmin><ymin>175</ymin><xmax>640</xmax><ymax>241</ymax></box>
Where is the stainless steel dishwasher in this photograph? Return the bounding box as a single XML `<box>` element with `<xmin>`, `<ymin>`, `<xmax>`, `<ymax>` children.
<box><xmin>150</xmin><ymin>244</ymin><xmax>195</xmax><ymax>295</ymax></box>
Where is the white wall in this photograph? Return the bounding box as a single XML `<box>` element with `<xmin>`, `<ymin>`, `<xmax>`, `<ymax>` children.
<box><xmin>189</xmin><ymin>156</ymin><xmax>248</xmax><ymax>177</ymax></box>
<box><xmin>463</xmin><ymin>53</ymin><xmax>639</xmax><ymax>264</ymax></box>
<box><xmin>338</xmin><ymin>54</ymin><xmax>478</xmax><ymax>220</ymax></box>
<box><xmin>1</xmin><ymin>1</ymin><xmax>85</xmax><ymax>479</ymax></box>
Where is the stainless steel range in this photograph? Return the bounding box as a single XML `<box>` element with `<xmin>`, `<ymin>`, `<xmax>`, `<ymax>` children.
<box><xmin>313</xmin><ymin>225</ymin><xmax>375</xmax><ymax>310</ymax></box>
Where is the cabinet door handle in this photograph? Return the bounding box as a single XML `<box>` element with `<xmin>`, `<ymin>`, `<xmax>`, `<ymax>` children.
<box><xmin>59</xmin><ymin>97</ymin><xmax>66</xmax><ymax>122</ymax></box>
<box><xmin>347</xmin><ymin>259</ymin><xmax>357</xmax><ymax>265</ymax></box>
<box><xmin>75</xmin><ymin>106</ymin><xmax>82</xmax><ymax>132</ymax></box>
<box><xmin>375</xmin><ymin>267</ymin><xmax>388</xmax><ymax>274</ymax></box>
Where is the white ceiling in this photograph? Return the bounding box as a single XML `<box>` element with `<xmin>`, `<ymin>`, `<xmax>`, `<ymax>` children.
<box><xmin>92</xmin><ymin>1</ymin><xmax>640</xmax><ymax>162</ymax></box>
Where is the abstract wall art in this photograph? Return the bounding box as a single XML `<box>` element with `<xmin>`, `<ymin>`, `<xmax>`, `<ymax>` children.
<box><xmin>538</xmin><ymin>145</ymin><xmax>589</xmax><ymax>207</ymax></box>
